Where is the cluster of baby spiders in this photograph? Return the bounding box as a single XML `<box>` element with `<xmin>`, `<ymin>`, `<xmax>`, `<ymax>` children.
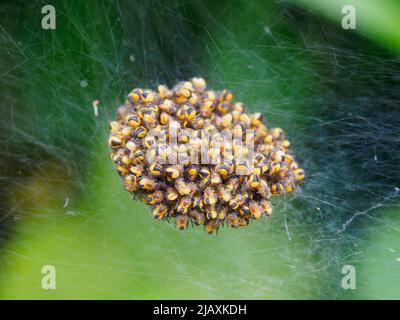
<box><xmin>108</xmin><ymin>77</ymin><xmax>304</xmax><ymax>234</ymax></box>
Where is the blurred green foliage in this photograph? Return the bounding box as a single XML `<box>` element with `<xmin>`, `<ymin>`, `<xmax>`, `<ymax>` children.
<box><xmin>294</xmin><ymin>0</ymin><xmax>400</xmax><ymax>54</ymax></box>
<box><xmin>341</xmin><ymin>208</ymin><xmax>400</xmax><ymax>299</ymax></box>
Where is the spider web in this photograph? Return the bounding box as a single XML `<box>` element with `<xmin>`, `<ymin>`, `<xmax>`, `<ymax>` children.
<box><xmin>0</xmin><ymin>0</ymin><xmax>399</xmax><ymax>299</ymax></box>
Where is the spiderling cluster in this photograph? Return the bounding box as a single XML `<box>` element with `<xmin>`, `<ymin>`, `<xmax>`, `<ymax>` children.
<box><xmin>108</xmin><ymin>78</ymin><xmax>304</xmax><ymax>233</ymax></box>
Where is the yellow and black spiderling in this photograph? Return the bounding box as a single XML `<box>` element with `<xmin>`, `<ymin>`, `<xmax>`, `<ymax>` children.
<box><xmin>108</xmin><ymin>77</ymin><xmax>305</xmax><ymax>234</ymax></box>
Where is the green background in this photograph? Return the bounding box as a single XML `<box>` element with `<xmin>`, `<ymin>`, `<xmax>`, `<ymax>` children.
<box><xmin>0</xmin><ymin>0</ymin><xmax>399</xmax><ymax>299</ymax></box>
